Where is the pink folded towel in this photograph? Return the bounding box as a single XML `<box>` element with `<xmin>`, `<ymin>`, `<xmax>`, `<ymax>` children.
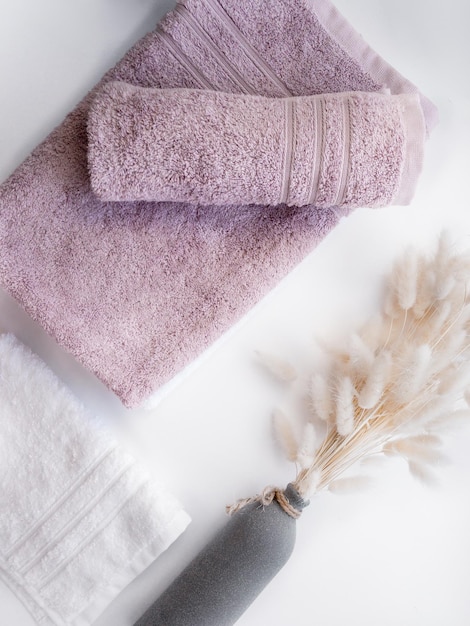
<box><xmin>0</xmin><ymin>0</ymin><xmax>437</xmax><ymax>407</ymax></box>
<box><xmin>88</xmin><ymin>84</ymin><xmax>425</xmax><ymax>209</ymax></box>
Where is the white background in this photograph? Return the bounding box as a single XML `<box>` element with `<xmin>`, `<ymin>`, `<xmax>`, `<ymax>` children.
<box><xmin>1</xmin><ymin>1</ymin><xmax>470</xmax><ymax>624</ymax></box>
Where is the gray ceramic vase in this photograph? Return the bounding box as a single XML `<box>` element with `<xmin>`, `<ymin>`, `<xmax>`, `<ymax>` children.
<box><xmin>134</xmin><ymin>484</ymin><xmax>309</xmax><ymax>626</ymax></box>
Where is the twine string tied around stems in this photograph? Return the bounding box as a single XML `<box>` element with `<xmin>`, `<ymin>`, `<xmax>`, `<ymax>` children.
<box><xmin>226</xmin><ymin>485</ymin><xmax>304</xmax><ymax>519</ymax></box>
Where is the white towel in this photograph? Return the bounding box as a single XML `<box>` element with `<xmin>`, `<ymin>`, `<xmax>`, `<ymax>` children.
<box><xmin>0</xmin><ymin>334</ymin><xmax>190</xmax><ymax>625</ymax></box>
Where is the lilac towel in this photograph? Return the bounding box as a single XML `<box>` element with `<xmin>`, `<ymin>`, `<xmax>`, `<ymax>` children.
<box><xmin>88</xmin><ymin>85</ymin><xmax>425</xmax><ymax>209</ymax></box>
<box><xmin>0</xmin><ymin>0</ymin><xmax>437</xmax><ymax>407</ymax></box>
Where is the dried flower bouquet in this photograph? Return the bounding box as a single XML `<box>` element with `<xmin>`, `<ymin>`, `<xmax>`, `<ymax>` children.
<box><xmin>267</xmin><ymin>231</ymin><xmax>470</xmax><ymax>497</ymax></box>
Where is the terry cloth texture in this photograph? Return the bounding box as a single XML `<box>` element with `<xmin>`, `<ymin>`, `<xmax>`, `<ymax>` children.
<box><xmin>88</xmin><ymin>85</ymin><xmax>425</xmax><ymax>208</ymax></box>
<box><xmin>0</xmin><ymin>334</ymin><xmax>190</xmax><ymax>626</ymax></box>
<box><xmin>0</xmin><ymin>0</ymin><xmax>438</xmax><ymax>407</ymax></box>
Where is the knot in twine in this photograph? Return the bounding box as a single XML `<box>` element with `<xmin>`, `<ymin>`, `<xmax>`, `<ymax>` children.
<box><xmin>226</xmin><ymin>486</ymin><xmax>303</xmax><ymax>519</ymax></box>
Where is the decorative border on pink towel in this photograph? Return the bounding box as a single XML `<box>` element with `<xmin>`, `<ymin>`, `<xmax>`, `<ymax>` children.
<box><xmin>203</xmin><ymin>0</ymin><xmax>293</xmax><ymax>96</ymax></box>
<box><xmin>393</xmin><ymin>93</ymin><xmax>426</xmax><ymax>205</ymax></box>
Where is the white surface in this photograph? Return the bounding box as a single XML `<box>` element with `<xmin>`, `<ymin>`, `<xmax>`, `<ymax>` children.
<box><xmin>1</xmin><ymin>1</ymin><xmax>470</xmax><ymax>625</ymax></box>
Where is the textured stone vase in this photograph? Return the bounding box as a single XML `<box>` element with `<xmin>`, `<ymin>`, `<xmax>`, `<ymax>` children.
<box><xmin>134</xmin><ymin>484</ymin><xmax>309</xmax><ymax>626</ymax></box>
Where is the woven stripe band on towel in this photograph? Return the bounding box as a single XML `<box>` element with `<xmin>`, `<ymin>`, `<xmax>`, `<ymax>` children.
<box><xmin>0</xmin><ymin>334</ymin><xmax>190</xmax><ymax>626</ymax></box>
<box><xmin>0</xmin><ymin>0</ymin><xmax>438</xmax><ymax>408</ymax></box>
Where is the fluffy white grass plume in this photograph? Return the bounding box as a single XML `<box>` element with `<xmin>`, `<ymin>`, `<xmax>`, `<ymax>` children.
<box><xmin>272</xmin><ymin>408</ymin><xmax>299</xmax><ymax>462</ymax></box>
<box><xmin>264</xmin><ymin>233</ymin><xmax>470</xmax><ymax>497</ymax></box>
<box><xmin>309</xmin><ymin>373</ymin><xmax>333</xmax><ymax>421</ymax></box>
<box><xmin>256</xmin><ymin>350</ymin><xmax>297</xmax><ymax>382</ymax></box>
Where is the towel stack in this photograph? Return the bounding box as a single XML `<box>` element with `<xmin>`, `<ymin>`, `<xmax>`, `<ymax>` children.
<box><xmin>0</xmin><ymin>0</ymin><xmax>437</xmax><ymax>409</ymax></box>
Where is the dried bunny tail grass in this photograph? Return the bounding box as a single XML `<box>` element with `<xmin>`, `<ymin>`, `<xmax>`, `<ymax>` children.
<box><xmin>434</xmin><ymin>231</ymin><xmax>456</xmax><ymax>293</ymax></box>
<box><xmin>390</xmin><ymin>344</ymin><xmax>432</xmax><ymax>405</ymax></box>
<box><xmin>256</xmin><ymin>350</ymin><xmax>297</xmax><ymax>382</ymax></box>
<box><xmin>347</xmin><ymin>333</ymin><xmax>375</xmax><ymax>378</ymax></box>
<box><xmin>272</xmin><ymin>408</ymin><xmax>299</xmax><ymax>462</ymax></box>
<box><xmin>435</xmin><ymin>274</ymin><xmax>457</xmax><ymax>301</ymax></box>
<box><xmin>434</xmin><ymin>232</ymin><xmax>470</xmax><ymax>300</ymax></box>
<box><xmin>295</xmin><ymin>468</ymin><xmax>322</xmax><ymax>496</ymax></box>
<box><xmin>408</xmin><ymin>460</ymin><xmax>437</xmax><ymax>486</ymax></box>
<box><xmin>438</xmin><ymin>362</ymin><xmax>470</xmax><ymax>395</ymax></box>
<box><xmin>404</xmin><ymin>433</ymin><xmax>443</xmax><ymax>447</ymax></box>
<box><xmin>426</xmin><ymin>409</ymin><xmax>470</xmax><ymax>432</ymax></box>
<box><xmin>384</xmin><ymin>290</ymin><xmax>402</xmax><ymax>320</ymax></box>
<box><xmin>411</xmin><ymin>233</ymin><xmax>470</xmax><ymax>318</ymax></box>
<box><xmin>433</xmin><ymin>328</ymin><xmax>468</xmax><ymax>365</ymax></box>
<box><xmin>383</xmin><ymin>437</ymin><xmax>446</xmax><ymax>464</ymax></box>
<box><xmin>357</xmin><ymin>349</ymin><xmax>392</xmax><ymax>409</ymax></box>
<box><xmin>359</xmin><ymin>312</ymin><xmax>389</xmax><ymax>351</ymax></box>
<box><xmin>296</xmin><ymin>422</ymin><xmax>317</xmax><ymax>469</ymax></box>
<box><xmin>268</xmin><ymin>233</ymin><xmax>470</xmax><ymax>498</ymax></box>
<box><xmin>442</xmin><ymin>281</ymin><xmax>469</xmax><ymax>318</ymax></box>
<box><xmin>359</xmin><ymin>454</ymin><xmax>387</xmax><ymax>468</ymax></box>
<box><xmin>309</xmin><ymin>372</ymin><xmax>333</xmax><ymax>422</ymax></box>
<box><xmin>448</xmin><ymin>252</ymin><xmax>470</xmax><ymax>282</ymax></box>
<box><xmin>328</xmin><ymin>475</ymin><xmax>372</xmax><ymax>494</ymax></box>
<box><xmin>389</xmin><ymin>247</ymin><xmax>419</xmax><ymax>311</ymax></box>
<box><xmin>335</xmin><ymin>376</ymin><xmax>356</xmax><ymax>436</ymax></box>
<box><xmin>404</xmin><ymin>398</ymin><xmax>462</xmax><ymax>433</ymax></box>
<box><xmin>416</xmin><ymin>300</ymin><xmax>453</xmax><ymax>345</ymax></box>
<box><xmin>411</xmin><ymin>260</ymin><xmax>436</xmax><ymax>319</ymax></box>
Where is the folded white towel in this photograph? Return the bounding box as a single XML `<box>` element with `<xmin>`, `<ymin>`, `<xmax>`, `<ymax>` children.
<box><xmin>0</xmin><ymin>334</ymin><xmax>190</xmax><ymax>625</ymax></box>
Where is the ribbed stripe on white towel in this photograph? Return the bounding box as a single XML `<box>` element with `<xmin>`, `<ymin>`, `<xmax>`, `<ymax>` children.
<box><xmin>0</xmin><ymin>334</ymin><xmax>190</xmax><ymax>625</ymax></box>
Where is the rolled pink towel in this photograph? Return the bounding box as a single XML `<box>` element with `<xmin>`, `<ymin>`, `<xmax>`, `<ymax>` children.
<box><xmin>88</xmin><ymin>82</ymin><xmax>425</xmax><ymax>209</ymax></box>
